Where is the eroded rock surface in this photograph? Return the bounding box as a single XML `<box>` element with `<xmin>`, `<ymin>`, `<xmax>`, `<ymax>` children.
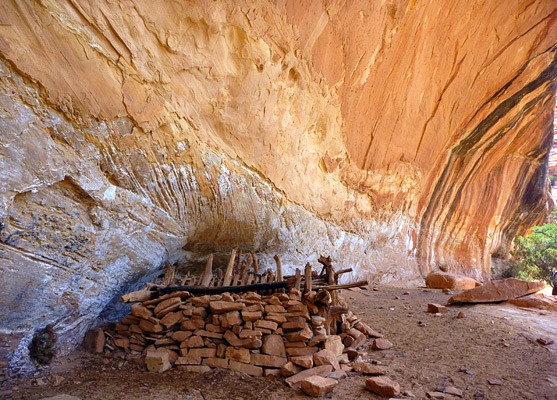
<box><xmin>0</xmin><ymin>1</ymin><xmax>555</xmax><ymax>371</ymax></box>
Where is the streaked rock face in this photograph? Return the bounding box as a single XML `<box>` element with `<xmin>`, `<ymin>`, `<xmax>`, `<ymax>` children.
<box><xmin>0</xmin><ymin>1</ymin><xmax>555</xmax><ymax>371</ymax></box>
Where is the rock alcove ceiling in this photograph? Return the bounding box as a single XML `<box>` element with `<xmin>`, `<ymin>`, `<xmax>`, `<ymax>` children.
<box><xmin>0</xmin><ymin>0</ymin><xmax>555</xmax><ymax>372</ymax></box>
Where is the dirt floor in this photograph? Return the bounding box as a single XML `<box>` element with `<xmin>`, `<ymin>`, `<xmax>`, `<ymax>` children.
<box><xmin>1</xmin><ymin>287</ymin><xmax>555</xmax><ymax>400</ymax></box>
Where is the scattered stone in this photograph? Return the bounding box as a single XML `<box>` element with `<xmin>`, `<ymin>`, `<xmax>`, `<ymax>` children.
<box><xmin>365</xmin><ymin>376</ymin><xmax>400</xmax><ymax>397</ymax></box>
<box><xmin>285</xmin><ymin>365</ymin><xmax>333</xmax><ymax>388</ymax></box>
<box><xmin>209</xmin><ymin>301</ymin><xmax>244</xmax><ymax>314</ymax></box>
<box><xmin>372</xmin><ymin>339</ymin><xmax>393</xmax><ymax>350</ymax></box>
<box><xmin>427</xmin><ymin>392</ymin><xmax>445</xmax><ymax>399</ymax></box>
<box><xmin>352</xmin><ymin>361</ymin><xmax>387</xmax><ymax>375</ymax></box>
<box><xmin>261</xmin><ymin>334</ymin><xmax>286</xmax><ymax>357</ymax></box>
<box><xmin>442</xmin><ymin>288</ymin><xmax>452</xmax><ymax>294</ymax></box>
<box><xmin>448</xmin><ymin>278</ymin><xmax>545</xmax><ymax>304</ymax></box>
<box><xmin>250</xmin><ymin>353</ymin><xmax>287</xmax><ymax>368</ymax></box>
<box><xmin>425</xmin><ymin>271</ymin><xmax>480</xmax><ymax>290</ymax></box>
<box><xmin>444</xmin><ymin>386</ymin><xmax>463</xmax><ymax>397</ymax></box>
<box><xmin>225</xmin><ymin>347</ymin><xmax>251</xmax><ymax>363</ymax></box>
<box><xmin>145</xmin><ymin>350</ymin><xmax>171</xmax><ymax>373</ymax></box>
<box><xmin>280</xmin><ymin>361</ymin><xmax>303</xmax><ymax>377</ymax></box>
<box><xmin>300</xmin><ymin>375</ymin><xmax>338</xmax><ymax>397</ymax></box>
<box><xmin>290</xmin><ymin>355</ymin><xmax>314</xmax><ymax>369</ymax></box>
<box><xmin>323</xmin><ymin>335</ymin><xmax>344</xmax><ymax>358</ymax></box>
<box><xmin>488</xmin><ymin>379</ymin><xmax>503</xmax><ymax>386</ymax></box>
<box><xmin>313</xmin><ymin>349</ymin><xmax>340</xmax><ymax>370</ymax></box>
<box><xmin>536</xmin><ymin>337</ymin><xmax>554</xmax><ymax>346</ymax></box>
<box><xmin>229</xmin><ymin>360</ymin><xmax>263</xmax><ymax>377</ymax></box>
<box><xmin>427</xmin><ymin>303</ymin><xmax>448</xmax><ymax>313</ymax></box>
<box><xmin>83</xmin><ymin>328</ymin><xmax>105</xmax><ymax>353</ymax></box>
<box><xmin>456</xmin><ymin>312</ymin><xmax>465</xmax><ymax>319</ymax></box>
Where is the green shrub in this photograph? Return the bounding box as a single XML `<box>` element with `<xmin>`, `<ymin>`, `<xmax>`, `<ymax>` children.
<box><xmin>511</xmin><ymin>223</ymin><xmax>557</xmax><ymax>294</ymax></box>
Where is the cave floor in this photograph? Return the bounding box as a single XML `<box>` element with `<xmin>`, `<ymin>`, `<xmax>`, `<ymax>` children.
<box><xmin>1</xmin><ymin>287</ymin><xmax>556</xmax><ymax>400</ymax></box>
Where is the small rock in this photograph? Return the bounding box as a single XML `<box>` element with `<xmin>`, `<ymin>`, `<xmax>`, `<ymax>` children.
<box><xmin>372</xmin><ymin>339</ymin><xmax>393</xmax><ymax>350</ymax></box>
<box><xmin>300</xmin><ymin>375</ymin><xmax>338</xmax><ymax>397</ymax></box>
<box><xmin>51</xmin><ymin>375</ymin><xmax>65</xmax><ymax>386</ymax></box>
<box><xmin>456</xmin><ymin>312</ymin><xmax>465</xmax><ymax>319</ymax></box>
<box><xmin>536</xmin><ymin>337</ymin><xmax>554</xmax><ymax>346</ymax></box>
<box><xmin>445</xmin><ymin>386</ymin><xmax>463</xmax><ymax>397</ymax></box>
<box><xmin>427</xmin><ymin>303</ymin><xmax>448</xmax><ymax>313</ymax></box>
<box><xmin>488</xmin><ymin>379</ymin><xmax>503</xmax><ymax>386</ymax></box>
<box><xmin>442</xmin><ymin>288</ymin><xmax>453</xmax><ymax>294</ymax></box>
<box><xmin>473</xmin><ymin>394</ymin><xmax>484</xmax><ymax>398</ymax></box>
<box><xmin>365</xmin><ymin>376</ymin><xmax>400</xmax><ymax>397</ymax></box>
<box><xmin>427</xmin><ymin>392</ymin><xmax>445</xmax><ymax>399</ymax></box>
<box><xmin>40</xmin><ymin>396</ymin><xmax>81</xmax><ymax>400</ymax></box>
<box><xmin>403</xmin><ymin>292</ymin><xmax>410</xmax><ymax>295</ymax></box>
<box><xmin>352</xmin><ymin>362</ymin><xmax>387</xmax><ymax>375</ymax></box>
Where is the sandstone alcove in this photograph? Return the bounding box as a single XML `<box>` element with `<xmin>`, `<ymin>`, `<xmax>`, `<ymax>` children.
<box><xmin>0</xmin><ymin>1</ymin><xmax>556</xmax><ymax>399</ymax></box>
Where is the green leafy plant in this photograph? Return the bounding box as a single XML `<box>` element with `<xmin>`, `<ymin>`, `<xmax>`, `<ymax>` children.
<box><xmin>511</xmin><ymin>223</ymin><xmax>557</xmax><ymax>295</ymax></box>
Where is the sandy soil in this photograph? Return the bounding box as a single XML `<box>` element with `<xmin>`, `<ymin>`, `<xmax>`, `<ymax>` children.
<box><xmin>1</xmin><ymin>287</ymin><xmax>555</xmax><ymax>400</ymax></box>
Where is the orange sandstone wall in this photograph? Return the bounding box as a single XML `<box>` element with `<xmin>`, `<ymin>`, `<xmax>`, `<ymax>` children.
<box><xmin>0</xmin><ymin>0</ymin><xmax>555</xmax><ymax>370</ymax></box>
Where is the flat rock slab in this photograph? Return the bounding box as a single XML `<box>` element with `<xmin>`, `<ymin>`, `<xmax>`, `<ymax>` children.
<box><xmin>426</xmin><ymin>272</ymin><xmax>480</xmax><ymax>290</ymax></box>
<box><xmin>285</xmin><ymin>365</ymin><xmax>333</xmax><ymax>388</ymax></box>
<box><xmin>448</xmin><ymin>278</ymin><xmax>545</xmax><ymax>304</ymax></box>
<box><xmin>300</xmin><ymin>375</ymin><xmax>338</xmax><ymax>397</ymax></box>
<box><xmin>365</xmin><ymin>376</ymin><xmax>400</xmax><ymax>397</ymax></box>
<box><xmin>508</xmin><ymin>293</ymin><xmax>557</xmax><ymax>311</ymax></box>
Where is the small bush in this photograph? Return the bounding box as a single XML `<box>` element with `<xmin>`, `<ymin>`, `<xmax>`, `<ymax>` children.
<box><xmin>511</xmin><ymin>223</ymin><xmax>557</xmax><ymax>295</ymax></box>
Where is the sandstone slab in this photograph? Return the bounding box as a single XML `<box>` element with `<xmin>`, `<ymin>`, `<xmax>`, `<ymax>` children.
<box><xmin>425</xmin><ymin>272</ymin><xmax>480</xmax><ymax>290</ymax></box>
<box><xmin>448</xmin><ymin>279</ymin><xmax>545</xmax><ymax>304</ymax></box>
<box><xmin>365</xmin><ymin>376</ymin><xmax>400</xmax><ymax>397</ymax></box>
<box><xmin>300</xmin><ymin>375</ymin><xmax>338</xmax><ymax>397</ymax></box>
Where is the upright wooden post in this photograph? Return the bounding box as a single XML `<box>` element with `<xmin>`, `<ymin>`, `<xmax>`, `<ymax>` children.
<box><xmin>304</xmin><ymin>263</ymin><xmax>312</xmax><ymax>292</ymax></box>
<box><xmin>274</xmin><ymin>255</ymin><xmax>283</xmax><ymax>282</ymax></box>
<box><xmin>223</xmin><ymin>247</ymin><xmax>237</xmax><ymax>287</ymax></box>
<box><xmin>200</xmin><ymin>254</ymin><xmax>213</xmax><ymax>287</ymax></box>
<box><xmin>294</xmin><ymin>268</ymin><xmax>301</xmax><ymax>292</ymax></box>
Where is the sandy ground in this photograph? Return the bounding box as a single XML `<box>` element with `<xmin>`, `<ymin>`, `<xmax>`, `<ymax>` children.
<box><xmin>1</xmin><ymin>287</ymin><xmax>555</xmax><ymax>400</ymax></box>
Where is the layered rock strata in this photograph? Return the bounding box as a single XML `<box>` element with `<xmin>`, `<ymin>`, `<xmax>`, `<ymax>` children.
<box><xmin>0</xmin><ymin>1</ymin><xmax>555</xmax><ymax>371</ymax></box>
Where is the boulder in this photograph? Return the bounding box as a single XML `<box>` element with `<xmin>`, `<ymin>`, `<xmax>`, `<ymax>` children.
<box><xmin>448</xmin><ymin>278</ymin><xmax>546</xmax><ymax>304</ymax></box>
<box><xmin>425</xmin><ymin>272</ymin><xmax>480</xmax><ymax>290</ymax></box>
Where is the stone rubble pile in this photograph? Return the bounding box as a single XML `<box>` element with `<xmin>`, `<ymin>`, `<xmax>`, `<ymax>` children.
<box><xmin>100</xmin><ymin>287</ymin><xmax>383</xmax><ymax>384</ymax></box>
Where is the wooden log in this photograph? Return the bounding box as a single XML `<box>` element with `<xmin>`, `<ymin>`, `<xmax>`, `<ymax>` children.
<box><xmin>216</xmin><ymin>269</ymin><xmax>223</xmax><ymax>287</ymax></box>
<box><xmin>294</xmin><ymin>269</ymin><xmax>301</xmax><ymax>292</ymax></box>
<box><xmin>120</xmin><ymin>289</ymin><xmax>152</xmax><ymax>303</ymax></box>
<box><xmin>304</xmin><ymin>263</ymin><xmax>312</xmax><ymax>293</ymax></box>
<box><xmin>223</xmin><ymin>248</ymin><xmax>237</xmax><ymax>287</ymax></box>
<box><xmin>240</xmin><ymin>256</ymin><xmax>253</xmax><ymax>285</ymax></box>
<box><xmin>273</xmin><ymin>255</ymin><xmax>283</xmax><ymax>282</ymax></box>
<box><xmin>235</xmin><ymin>250</ymin><xmax>243</xmax><ymax>276</ymax></box>
<box><xmin>155</xmin><ymin>281</ymin><xmax>290</xmax><ymax>296</ymax></box>
<box><xmin>161</xmin><ymin>263</ymin><xmax>173</xmax><ymax>286</ymax></box>
<box><xmin>251</xmin><ymin>252</ymin><xmax>259</xmax><ymax>276</ymax></box>
<box><xmin>319</xmin><ymin>280</ymin><xmax>368</xmax><ymax>291</ymax></box>
<box><xmin>334</xmin><ymin>268</ymin><xmax>353</xmax><ymax>278</ymax></box>
<box><xmin>200</xmin><ymin>254</ymin><xmax>214</xmax><ymax>287</ymax></box>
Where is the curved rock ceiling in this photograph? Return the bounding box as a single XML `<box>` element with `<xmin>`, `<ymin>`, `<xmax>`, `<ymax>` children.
<box><xmin>0</xmin><ymin>0</ymin><xmax>555</xmax><ymax>371</ymax></box>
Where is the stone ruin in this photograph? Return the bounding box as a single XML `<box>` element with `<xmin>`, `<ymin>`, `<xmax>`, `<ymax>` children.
<box><xmin>84</xmin><ymin>252</ymin><xmax>396</xmax><ymax>396</ymax></box>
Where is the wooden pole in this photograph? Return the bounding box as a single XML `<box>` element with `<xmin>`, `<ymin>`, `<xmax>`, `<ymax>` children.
<box><xmin>274</xmin><ymin>255</ymin><xmax>283</xmax><ymax>282</ymax></box>
<box><xmin>304</xmin><ymin>263</ymin><xmax>312</xmax><ymax>293</ymax></box>
<box><xmin>294</xmin><ymin>268</ymin><xmax>301</xmax><ymax>292</ymax></box>
<box><xmin>223</xmin><ymin>247</ymin><xmax>237</xmax><ymax>287</ymax></box>
<box><xmin>251</xmin><ymin>252</ymin><xmax>259</xmax><ymax>276</ymax></box>
<box><xmin>200</xmin><ymin>254</ymin><xmax>214</xmax><ymax>287</ymax></box>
